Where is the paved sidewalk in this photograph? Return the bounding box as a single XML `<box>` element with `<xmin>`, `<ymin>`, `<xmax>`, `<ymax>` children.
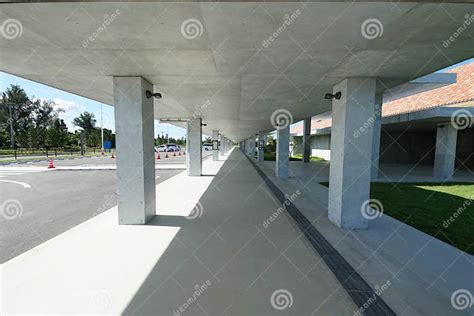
<box><xmin>1</xmin><ymin>149</ymin><xmax>357</xmax><ymax>315</ymax></box>
<box><xmin>256</xmin><ymin>156</ymin><xmax>474</xmax><ymax>315</ymax></box>
<box><xmin>264</xmin><ymin>160</ymin><xmax>473</xmax><ymax>183</ymax></box>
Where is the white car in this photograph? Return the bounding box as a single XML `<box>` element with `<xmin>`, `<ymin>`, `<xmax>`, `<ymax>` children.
<box><xmin>156</xmin><ymin>144</ymin><xmax>180</xmax><ymax>152</ymax></box>
<box><xmin>202</xmin><ymin>143</ymin><xmax>213</xmax><ymax>151</ymax></box>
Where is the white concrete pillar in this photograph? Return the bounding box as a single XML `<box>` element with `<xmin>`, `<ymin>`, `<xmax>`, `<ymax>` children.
<box><xmin>246</xmin><ymin>138</ymin><xmax>252</xmax><ymax>156</ymax></box>
<box><xmin>220</xmin><ymin>135</ymin><xmax>226</xmax><ymax>156</ymax></box>
<box><xmin>328</xmin><ymin>78</ymin><xmax>376</xmax><ymax>229</ymax></box>
<box><xmin>212</xmin><ymin>130</ymin><xmax>219</xmax><ymax>161</ymax></box>
<box><xmin>257</xmin><ymin>132</ymin><xmax>265</xmax><ymax>163</ymax></box>
<box><xmin>187</xmin><ymin>118</ymin><xmax>202</xmax><ymax>176</ymax></box>
<box><xmin>250</xmin><ymin>136</ymin><xmax>256</xmax><ymax>158</ymax></box>
<box><xmin>433</xmin><ymin>123</ymin><xmax>458</xmax><ymax>179</ymax></box>
<box><xmin>276</xmin><ymin>126</ymin><xmax>290</xmax><ymax>178</ymax></box>
<box><xmin>303</xmin><ymin>118</ymin><xmax>311</xmax><ymax>162</ymax></box>
<box><xmin>371</xmin><ymin>92</ymin><xmax>383</xmax><ymax>179</ymax></box>
<box><xmin>113</xmin><ymin>76</ymin><xmax>156</xmax><ymax>225</ymax></box>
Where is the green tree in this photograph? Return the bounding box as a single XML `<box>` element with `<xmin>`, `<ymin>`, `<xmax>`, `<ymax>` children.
<box><xmin>72</xmin><ymin>111</ymin><xmax>100</xmax><ymax>148</ymax></box>
<box><xmin>46</xmin><ymin>118</ymin><xmax>68</xmax><ymax>148</ymax></box>
<box><xmin>72</xmin><ymin>111</ymin><xmax>96</xmax><ymax>134</ymax></box>
<box><xmin>0</xmin><ymin>85</ymin><xmax>34</xmax><ymax>148</ymax></box>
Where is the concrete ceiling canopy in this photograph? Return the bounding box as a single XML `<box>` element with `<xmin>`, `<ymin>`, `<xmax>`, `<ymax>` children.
<box><xmin>0</xmin><ymin>1</ymin><xmax>473</xmax><ymax>142</ymax></box>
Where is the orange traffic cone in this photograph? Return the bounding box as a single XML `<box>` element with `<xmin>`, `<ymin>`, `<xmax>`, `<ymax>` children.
<box><xmin>156</xmin><ymin>152</ymin><xmax>161</xmax><ymax>160</ymax></box>
<box><xmin>48</xmin><ymin>159</ymin><xmax>55</xmax><ymax>169</ymax></box>
<box><xmin>183</xmin><ymin>151</ymin><xmax>186</xmax><ymax>155</ymax></box>
<box><xmin>173</xmin><ymin>151</ymin><xmax>176</xmax><ymax>157</ymax></box>
<box><xmin>111</xmin><ymin>152</ymin><xmax>115</xmax><ymax>159</ymax></box>
<box><xmin>178</xmin><ymin>151</ymin><xmax>181</xmax><ymax>156</ymax></box>
<box><xmin>165</xmin><ymin>152</ymin><xmax>169</xmax><ymax>158</ymax></box>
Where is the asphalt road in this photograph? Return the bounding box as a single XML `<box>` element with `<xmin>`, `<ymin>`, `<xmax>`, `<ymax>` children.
<box><xmin>0</xmin><ymin>167</ymin><xmax>182</xmax><ymax>264</ymax></box>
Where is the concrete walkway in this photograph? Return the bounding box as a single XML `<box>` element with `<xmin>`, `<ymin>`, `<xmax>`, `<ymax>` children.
<box><xmin>1</xmin><ymin>149</ymin><xmax>357</xmax><ymax>315</ymax></box>
<box><xmin>264</xmin><ymin>160</ymin><xmax>473</xmax><ymax>183</ymax></box>
<box><xmin>257</xmin><ymin>157</ymin><xmax>473</xmax><ymax>315</ymax></box>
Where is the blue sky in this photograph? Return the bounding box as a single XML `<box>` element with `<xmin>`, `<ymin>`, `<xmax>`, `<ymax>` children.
<box><xmin>1</xmin><ymin>58</ymin><xmax>472</xmax><ymax>138</ymax></box>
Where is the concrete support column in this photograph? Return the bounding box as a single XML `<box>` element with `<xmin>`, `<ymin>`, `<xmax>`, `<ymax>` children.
<box><xmin>303</xmin><ymin>118</ymin><xmax>311</xmax><ymax>162</ymax></box>
<box><xmin>257</xmin><ymin>132</ymin><xmax>265</xmax><ymax>163</ymax></box>
<box><xmin>328</xmin><ymin>78</ymin><xmax>376</xmax><ymax>229</ymax></box>
<box><xmin>433</xmin><ymin>123</ymin><xmax>458</xmax><ymax>179</ymax></box>
<box><xmin>371</xmin><ymin>92</ymin><xmax>383</xmax><ymax>179</ymax></box>
<box><xmin>220</xmin><ymin>135</ymin><xmax>226</xmax><ymax>156</ymax></box>
<box><xmin>212</xmin><ymin>130</ymin><xmax>219</xmax><ymax>161</ymax></box>
<box><xmin>186</xmin><ymin>118</ymin><xmax>202</xmax><ymax>176</ymax></box>
<box><xmin>113</xmin><ymin>76</ymin><xmax>156</xmax><ymax>225</ymax></box>
<box><xmin>276</xmin><ymin>126</ymin><xmax>290</xmax><ymax>178</ymax></box>
<box><xmin>246</xmin><ymin>138</ymin><xmax>252</xmax><ymax>156</ymax></box>
<box><xmin>250</xmin><ymin>136</ymin><xmax>256</xmax><ymax>158</ymax></box>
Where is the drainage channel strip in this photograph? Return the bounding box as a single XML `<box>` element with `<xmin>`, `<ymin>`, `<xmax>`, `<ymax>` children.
<box><xmin>244</xmin><ymin>153</ymin><xmax>396</xmax><ymax>316</ymax></box>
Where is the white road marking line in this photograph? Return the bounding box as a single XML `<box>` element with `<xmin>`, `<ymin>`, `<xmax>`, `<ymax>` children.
<box><xmin>0</xmin><ymin>180</ymin><xmax>31</xmax><ymax>188</ymax></box>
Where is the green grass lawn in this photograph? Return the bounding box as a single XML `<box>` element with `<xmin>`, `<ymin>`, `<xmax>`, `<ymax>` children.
<box><xmin>264</xmin><ymin>152</ymin><xmax>326</xmax><ymax>162</ymax></box>
<box><xmin>320</xmin><ymin>182</ymin><xmax>474</xmax><ymax>254</ymax></box>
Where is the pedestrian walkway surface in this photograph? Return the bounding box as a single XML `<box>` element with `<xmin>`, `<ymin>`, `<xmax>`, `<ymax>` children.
<box><xmin>1</xmin><ymin>149</ymin><xmax>358</xmax><ymax>315</ymax></box>
<box><xmin>257</xmin><ymin>155</ymin><xmax>473</xmax><ymax>316</ymax></box>
<box><xmin>263</xmin><ymin>160</ymin><xmax>473</xmax><ymax>184</ymax></box>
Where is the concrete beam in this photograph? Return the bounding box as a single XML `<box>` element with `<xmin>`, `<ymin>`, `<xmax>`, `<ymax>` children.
<box><xmin>276</xmin><ymin>126</ymin><xmax>289</xmax><ymax>179</ymax></box>
<box><xmin>328</xmin><ymin>78</ymin><xmax>376</xmax><ymax>230</ymax></box>
<box><xmin>113</xmin><ymin>76</ymin><xmax>156</xmax><ymax>225</ymax></box>
<box><xmin>212</xmin><ymin>130</ymin><xmax>219</xmax><ymax>161</ymax></box>
<box><xmin>187</xmin><ymin>119</ymin><xmax>202</xmax><ymax>176</ymax></box>
<box><xmin>433</xmin><ymin>123</ymin><xmax>458</xmax><ymax>180</ymax></box>
<box><xmin>371</xmin><ymin>92</ymin><xmax>383</xmax><ymax>179</ymax></box>
<box><xmin>303</xmin><ymin>118</ymin><xmax>311</xmax><ymax>162</ymax></box>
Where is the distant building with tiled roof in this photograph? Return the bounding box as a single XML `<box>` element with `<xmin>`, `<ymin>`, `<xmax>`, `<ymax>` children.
<box><xmin>291</xmin><ymin>62</ymin><xmax>473</xmax><ymax>170</ymax></box>
<box><xmin>291</xmin><ymin>62</ymin><xmax>474</xmax><ymax>136</ymax></box>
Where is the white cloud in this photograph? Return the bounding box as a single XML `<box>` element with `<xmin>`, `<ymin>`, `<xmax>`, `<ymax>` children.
<box><xmin>52</xmin><ymin>98</ymin><xmax>86</xmax><ymax>131</ymax></box>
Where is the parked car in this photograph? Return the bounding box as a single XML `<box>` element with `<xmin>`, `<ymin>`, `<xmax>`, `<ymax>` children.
<box><xmin>156</xmin><ymin>143</ymin><xmax>180</xmax><ymax>152</ymax></box>
<box><xmin>202</xmin><ymin>143</ymin><xmax>213</xmax><ymax>151</ymax></box>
